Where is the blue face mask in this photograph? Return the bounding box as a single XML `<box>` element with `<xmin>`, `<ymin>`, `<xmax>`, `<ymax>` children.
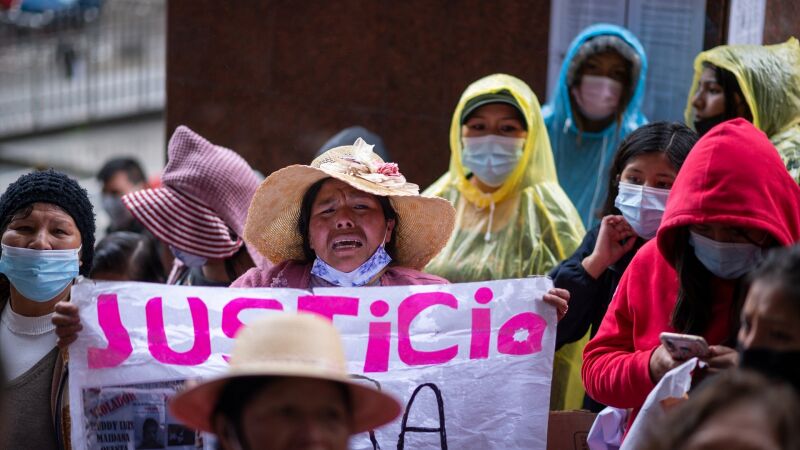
<box><xmin>311</xmin><ymin>244</ymin><xmax>392</xmax><ymax>287</ymax></box>
<box><xmin>170</xmin><ymin>245</ymin><xmax>208</xmax><ymax>269</ymax></box>
<box><xmin>689</xmin><ymin>231</ymin><xmax>763</xmax><ymax>279</ymax></box>
<box><xmin>0</xmin><ymin>244</ymin><xmax>81</xmax><ymax>302</ymax></box>
<box><xmin>461</xmin><ymin>135</ymin><xmax>525</xmax><ymax>187</ymax></box>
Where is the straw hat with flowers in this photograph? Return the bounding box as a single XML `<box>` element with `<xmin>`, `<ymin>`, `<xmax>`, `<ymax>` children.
<box><xmin>244</xmin><ymin>138</ymin><xmax>455</xmax><ymax>270</ymax></box>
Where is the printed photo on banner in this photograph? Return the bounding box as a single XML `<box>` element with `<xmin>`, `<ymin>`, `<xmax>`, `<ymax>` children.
<box><xmin>82</xmin><ymin>380</ymin><xmax>200</xmax><ymax>450</ymax></box>
<box><xmin>67</xmin><ymin>277</ymin><xmax>557</xmax><ymax>450</ymax></box>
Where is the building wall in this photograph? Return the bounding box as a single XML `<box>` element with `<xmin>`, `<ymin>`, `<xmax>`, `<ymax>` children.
<box><xmin>167</xmin><ymin>0</ymin><xmax>799</xmax><ymax>187</ymax></box>
<box><xmin>764</xmin><ymin>0</ymin><xmax>800</xmax><ymax>44</ymax></box>
<box><xmin>167</xmin><ymin>1</ymin><xmax>551</xmax><ymax>188</ymax></box>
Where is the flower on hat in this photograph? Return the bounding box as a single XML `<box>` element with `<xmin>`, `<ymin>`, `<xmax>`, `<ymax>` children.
<box><xmin>376</xmin><ymin>162</ymin><xmax>400</xmax><ymax>176</ymax></box>
<box><xmin>318</xmin><ymin>138</ymin><xmax>419</xmax><ymax>194</ymax></box>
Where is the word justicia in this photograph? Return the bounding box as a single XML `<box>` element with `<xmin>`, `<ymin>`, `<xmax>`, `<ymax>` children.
<box><xmin>86</xmin><ymin>286</ymin><xmax>548</xmax><ymax>372</ymax></box>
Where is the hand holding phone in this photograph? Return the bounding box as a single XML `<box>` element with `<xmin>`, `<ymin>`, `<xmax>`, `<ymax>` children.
<box><xmin>659</xmin><ymin>332</ymin><xmax>709</xmax><ymax>360</ymax></box>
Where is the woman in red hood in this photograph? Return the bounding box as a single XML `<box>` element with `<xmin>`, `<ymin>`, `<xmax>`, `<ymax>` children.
<box><xmin>582</xmin><ymin>118</ymin><xmax>800</xmax><ymax>428</ymax></box>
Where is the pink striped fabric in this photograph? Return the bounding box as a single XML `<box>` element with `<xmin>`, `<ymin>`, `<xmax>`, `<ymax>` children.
<box><xmin>122</xmin><ymin>126</ymin><xmax>263</xmax><ymax>261</ymax></box>
<box><xmin>123</xmin><ymin>188</ymin><xmax>241</xmax><ymax>258</ymax></box>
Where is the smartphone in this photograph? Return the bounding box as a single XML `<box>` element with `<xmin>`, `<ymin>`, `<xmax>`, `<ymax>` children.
<box><xmin>659</xmin><ymin>332</ymin><xmax>709</xmax><ymax>360</ymax></box>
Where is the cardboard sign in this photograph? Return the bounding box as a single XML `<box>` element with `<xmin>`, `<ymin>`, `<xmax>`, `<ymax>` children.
<box><xmin>68</xmin><ymin>277</ymin><xmax>556</xmax><ymax>449</ymax></box>
<box><xmin>547</xmin><ymin>410</ymin><xmax>596</xmax><ymax>450</ymax></box>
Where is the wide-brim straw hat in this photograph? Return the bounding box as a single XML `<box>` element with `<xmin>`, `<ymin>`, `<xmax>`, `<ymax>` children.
<box><xmin>169</xmin><ymin>313</ymin><xmax>402</xmax><ymax>433</ymax></box>
<box><xmin>244</xmin><ymin>138</ymin><xmax>455</xmax><ymax>270</ymax></box>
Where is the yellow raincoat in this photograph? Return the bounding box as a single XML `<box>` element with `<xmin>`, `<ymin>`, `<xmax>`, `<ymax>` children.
<box><xmin>424</xmin><ymin>74</ymin><xmax>587</xmax><ymax>410</ymax></box>
<box><xmin>686</xmin><ymin>38</ymin><xmax>800</xmax><ymax>183</ymax></box>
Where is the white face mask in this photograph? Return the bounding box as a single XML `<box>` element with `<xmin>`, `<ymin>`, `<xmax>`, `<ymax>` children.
<box><xmin>571</xmin><ymin>75</ymin><xmax>623</xmax><ymax>121</ymax></box>
<box><xmin>689</xmin><ymin>231</ymin><xmax>764</xmax><ymax>279</ymax></box>
<box><xmin>614</xmin><ymin>182</ymin><xmax>670</xmax><ymax>239</ymax></box>
<box><xmin>461</xmin><ymin>135</ymin><xmax>525</xmax><ymax>187</ymax></box>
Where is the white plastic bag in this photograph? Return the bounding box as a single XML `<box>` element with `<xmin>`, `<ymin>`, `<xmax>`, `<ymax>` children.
<box><xmin>587</xmin><ymin>406</ymin><xmax>628</xmax><ymax>450</ymax></box>
<box><xmin>621</xmin><ymin>358</ymin><xmax>701</xmax><ymax>449</ymax></box>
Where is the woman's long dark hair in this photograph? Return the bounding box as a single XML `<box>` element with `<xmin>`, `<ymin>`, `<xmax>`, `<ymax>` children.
<box><xmin>91</xmin><ymin>231</ymin><xmax>167</xmax><ymax>283</ymax></box>
<box><xmin>597</xmin><ymin>121</ymin><xmax>698</xmax><ymax>219</ymax></box>
<box><xmin>297</xmin><ymin>177</ymin><xmax>398</xmax><ymax>263</ymax></box>
<box><xmin>670</xmin><ymin>227</ymin><xmax>716</xmax><ymax>334</ymax></box>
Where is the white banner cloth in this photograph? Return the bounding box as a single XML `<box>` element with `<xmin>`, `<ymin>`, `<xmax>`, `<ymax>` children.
<box><xmin>68</xmin><ymin>277</ymin><xmax>556</xmax><ymax>449</ymax></box>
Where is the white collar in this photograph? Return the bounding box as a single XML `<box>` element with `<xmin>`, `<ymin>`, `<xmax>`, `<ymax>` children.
<box><xmin>1</xmin><ymin>301</ymin><xmax>55</xmax><ymax>336</ymax></box>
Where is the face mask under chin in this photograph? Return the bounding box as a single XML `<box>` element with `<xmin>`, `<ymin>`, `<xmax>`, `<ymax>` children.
<box><xmin>311</xmin><ymin>232</ymin><xmax>393</xmax><ymax>287</ymax></box>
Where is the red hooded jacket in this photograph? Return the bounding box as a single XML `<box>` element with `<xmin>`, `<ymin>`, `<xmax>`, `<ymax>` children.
<box><xmin>581</xmin><ymin>119</ymin><xmax>800</xmax><ymax>424</ymax></box>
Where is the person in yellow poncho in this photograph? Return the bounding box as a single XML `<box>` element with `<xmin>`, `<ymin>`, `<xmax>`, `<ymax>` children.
<box><xmin>686</xmin><ymin>38</ymin><xmax>800</xmax><ymax>184</ymax></box>
<box><xmin>424</xmin><ymin>73</ymin><xmax>587</xmax><ymax>410</ymax></box>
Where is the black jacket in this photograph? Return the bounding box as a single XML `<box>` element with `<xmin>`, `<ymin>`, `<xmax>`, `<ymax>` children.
<box><xmin>549</xmin><ymin>225</ymin><xmax>641</xmax><ymax>350</ymax></box>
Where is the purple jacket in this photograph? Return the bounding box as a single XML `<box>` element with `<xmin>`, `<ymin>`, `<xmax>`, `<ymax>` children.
<box><xmin>232</xmin><ymin>260</ymin><xmax>449</xmax><ymax>288</ymax></box>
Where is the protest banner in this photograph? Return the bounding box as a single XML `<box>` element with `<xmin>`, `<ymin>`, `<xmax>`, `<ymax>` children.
<box><xmin>68</xmin><ymin>277</ymin><xmax>556</xmax><ymax>449</ymax></box>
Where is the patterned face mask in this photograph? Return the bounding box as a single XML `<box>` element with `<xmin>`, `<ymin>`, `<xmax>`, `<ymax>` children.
<box><xmin>311</xmin><ymin>229</ymin><xmax>392</xmax><ymax>287</ymax></box>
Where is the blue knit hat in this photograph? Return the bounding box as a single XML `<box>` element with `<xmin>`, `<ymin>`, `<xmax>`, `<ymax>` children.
<box><xmin>0</xmin><ymin>170</ymin><xmax>96</xmax><ymax>275</ymax></box>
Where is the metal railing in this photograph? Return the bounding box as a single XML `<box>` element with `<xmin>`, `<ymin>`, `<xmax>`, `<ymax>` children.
<box><xmin>0</xmin><ymin>0</ymin><xmax>165</xmax><ymax>138</ymax></box>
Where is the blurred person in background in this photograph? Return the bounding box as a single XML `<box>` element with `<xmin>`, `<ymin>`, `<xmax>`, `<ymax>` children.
<box><xmin>641</xmin><ymin>369</ymin><xmax>800</xmax><ymax>450</ymax></box>
<box><xmin>737</xmin><ymin>244</ymin><xmax>800</xmax><ymax>392</ymax></box>
<box><xmin>550</xmin><ymin>122</ymin><xmax>697</xmax><ymax>411</ymax></box>
<box><xmin>423</xmin><ymin>73</ymin><xmax>584</xmax><ymax>410</ymax></box>
<box><xmin>543</xmin><ymin>24</ymin><xmax>648</xmax><ymax>228</ymax></box>
<box><xmin>0</xmin><ymin>169</ymin><xmax>95</xmax><ymax>449</ymax></box>
<box><xmin>97</xmin><ymin>157</ymin><xmax>152</xmax><ymax>234</ymax></box>
<box><xmin>686</xmin><ymin>38</ymin><xmax>800</xmax><ymax>184</ymax></box>
<box><xmin>316</xmin><ymin>126</ymin><xmax>391</xmax><ymax>161</ymax></box>
<box><xmin>90</xmin><ymin>231</ymin><xmax>166</xmax><ymax>283</ymax></box>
